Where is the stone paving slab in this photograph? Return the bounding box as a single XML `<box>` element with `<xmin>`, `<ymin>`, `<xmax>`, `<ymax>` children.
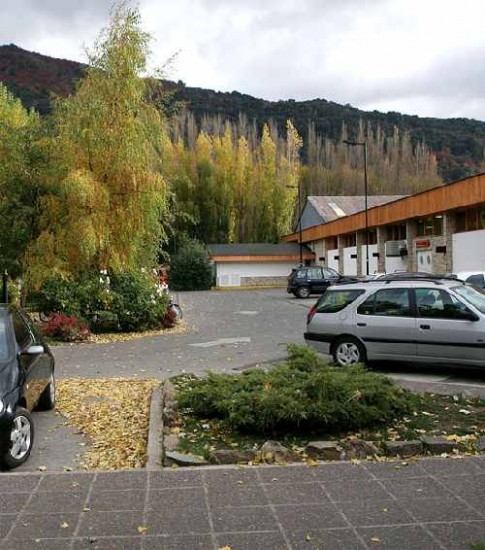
<box><xmin>0</xmin><ymin>456</ymin><xmax>484</xmax><ymax>549</ymax></box>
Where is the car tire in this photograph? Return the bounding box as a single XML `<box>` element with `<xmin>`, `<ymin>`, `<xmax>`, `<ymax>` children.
<box><xmin>296</xmin><ymin>286</ymin><xmax>310</xmax><ymax>299</ymax></box>
<box><xmin>36</xmin><ymin>373</ymin><xmax>56</xmax><ymax>411</ymax></box>
<box><xmin>0</xmin><ymin>408</ymin><xmax>34</xmax><ymax>469</ymax></box>
<box><xmin>332</xmin><ymin>337</ymin><xmax>366</xmax><ymax>367</ymax></box>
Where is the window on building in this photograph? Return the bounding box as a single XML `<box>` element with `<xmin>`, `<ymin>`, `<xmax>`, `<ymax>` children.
<box><xmin>345</xmin><ymin>233</ymin><xmax>357</xmax><ymax>247</ymax></box>
<box><xmin>454</xmin><ymin>206</ymin><xmax>485</xmax><ymax>233</ymax></box>
<box><xmin>367</xmin><ymin>228</ymin><xmax>377</xmax><ymax>245</ymax></box>
<box><xmin>326</xmin><ymin>236</ymin><xmax>338</xmax><ymax>250</ymax></box>
<box><xmin>417</xmin><ymin>216</ymin><xmax>443</xmax><ymax>236</ymax></box>
<box><xmin>387</xmin><ymin>224</ymin><xmax>407</xmax><ymax>240</ymax></box>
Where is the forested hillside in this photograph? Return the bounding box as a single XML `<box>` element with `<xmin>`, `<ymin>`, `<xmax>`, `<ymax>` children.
<box><xmin>1</xmin><ymin>44</ymin><xmax>484</xmax><ymax>183</ymax></box>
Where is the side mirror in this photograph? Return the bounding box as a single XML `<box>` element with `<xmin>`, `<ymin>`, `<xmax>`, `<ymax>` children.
<box><xmin>458</xmin><ymin>310</ymin><xmax>480</xmax><ymax>322</ymax></box>
<box><xmin>25</xmin><ymin>344</ymin><xmax>44</xmax><ymax>355</ymax></box>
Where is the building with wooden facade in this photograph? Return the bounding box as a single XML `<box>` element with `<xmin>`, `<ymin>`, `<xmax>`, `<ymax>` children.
<box><xmin>282</xmin><ymin>172</ymin><xmax>485</xmax><ymax>276</ymax></box>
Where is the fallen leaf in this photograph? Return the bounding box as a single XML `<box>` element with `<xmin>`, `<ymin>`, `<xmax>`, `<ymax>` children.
<box><xmin>61</xmin><ymin>522</ymin><xmax>69</xmax><ymax>529</ymax></box>
<box><xmin>371</xmin><ymin>537</ymin><xmax>381</xmax><ymax>543</ymax></box>
<box><xmin>459</xmin><ymin>409</ymin><xmax>471</xmax><ymax>415</ymax></box>
<box><xmin>137</xmin><ymin>525</ymin><xmax>148</xmax><ymax>534</ymax></box>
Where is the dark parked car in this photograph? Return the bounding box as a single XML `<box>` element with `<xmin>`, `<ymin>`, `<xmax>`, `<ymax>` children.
<box><xmin>0</xmin><ymin>305</ymin><xmax>55</xmax><ymax>469</ymax></box>
<box><xmin>287</xmin><ymin>266</ymin><xmax>342</xmax><ymax>298</ymax></box>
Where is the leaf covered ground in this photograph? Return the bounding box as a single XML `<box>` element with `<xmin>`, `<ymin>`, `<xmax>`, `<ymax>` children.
<box><xmin>56</xmin><ymin>378</ymin><xmax>160</xmax><ymax>469</ymax></box>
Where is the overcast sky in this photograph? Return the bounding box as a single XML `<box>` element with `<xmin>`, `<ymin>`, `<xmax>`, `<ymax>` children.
<box><xmin>2</xmin><ymin>0</ymin><xmax>485</xmax><ymax>121</ymax></box>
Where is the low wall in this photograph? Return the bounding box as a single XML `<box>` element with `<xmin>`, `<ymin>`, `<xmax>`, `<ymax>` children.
<box><xmin>240</xmin><ymin>276</ymin><xmax>287</xmax><ymax>287</ymax></box>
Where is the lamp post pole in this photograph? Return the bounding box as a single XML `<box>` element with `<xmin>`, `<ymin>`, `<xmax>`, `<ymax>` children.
<box><xmin>343</xmin><ymin>140</ymin><xmax>369</xmax><ymax>276</ymax></box>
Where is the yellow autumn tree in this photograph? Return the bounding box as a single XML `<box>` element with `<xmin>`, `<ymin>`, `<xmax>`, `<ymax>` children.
<box><xmin>27</xmin><ymin>2</ymin><xmax>169</xmax><ymax>286</ymax></box>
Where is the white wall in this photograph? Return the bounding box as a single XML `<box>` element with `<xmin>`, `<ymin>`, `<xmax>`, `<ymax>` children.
<box><xmin>343</xmin><ymin>246</ymin><xmax>357</xmax><ymax>276</ymax></box>
<box><xmin>311</xmin><ymin>240</ymin><xmax>326</xmax><ymax>265</ymax></box>
<box><xmin>327</xmin><ymin>248</ymin><xmax>339</xmax><ymax>271</ymax></box>
<box><xmin>385</xmin><ymin>255</ymin><xmax>408</xmax><ymax>274</ymax></box>
<box><xmin>360</xmin><ymin>244</ymin><xmax>379</xmax><ymax>275</ymax></box>
<box><xmin>216</xmin><ymin>261</ymin><xmax>295</xmax><ymax>287</ymax></box>
<box><xmin>452</xmin><ymin>229</ymin><xmax>485</xmax><ymax>271</ymax></box>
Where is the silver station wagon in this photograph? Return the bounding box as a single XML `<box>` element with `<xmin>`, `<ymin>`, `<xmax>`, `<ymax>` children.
<box><xmin>304</xmin><ymin>277</ymin><xmax>485</xmax><ymax>368</ymax></box>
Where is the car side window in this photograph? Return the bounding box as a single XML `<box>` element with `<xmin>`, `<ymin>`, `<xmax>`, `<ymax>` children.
<box><xmin>308</xmin><ymin>268</ymin><xmax>322</xmax><ymax>280</ymax></box>
<box><xmin>316</xmin><ymin>289</ymin><xmax>365</xmax><ymax>313</ymax></box>
<box><xmin>357</xmin><ymin>288</ymin><xmax>412</xmax><ymax>317</ymax></box>
<box><xmin>416</xmin><ymin>288</ymin><xmax>474</xmax><ymax>319</ymax></box>
<box><xmin>322</xmin><ymin>268</ymin><xmax>338</xmax><ymax>279</ymax></box>
<box><xmin>12</xmin><ymin>312</ymin><xmax>33</xmax><ymax>350</ymax></box>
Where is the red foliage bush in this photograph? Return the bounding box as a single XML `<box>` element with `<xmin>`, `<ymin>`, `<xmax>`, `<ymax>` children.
<box><xmin>42</xmin><ymin>313</ymin><xmax>91</xmax><ymax>342</ymax></box>
<box><xmin>162</xmin><ymin>306</ymin><xmax>177</xmax><ymax>328</ymax></box>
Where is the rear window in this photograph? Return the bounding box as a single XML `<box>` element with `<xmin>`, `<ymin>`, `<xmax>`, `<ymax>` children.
<box><xmin>316</xmin><ymin>289</ymin><xmax>365</xmax><ymax>314</ymax></box>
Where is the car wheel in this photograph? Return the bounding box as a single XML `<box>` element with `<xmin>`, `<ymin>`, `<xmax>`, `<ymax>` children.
<box><xmin>333</xmin><ymin>337</ymin><xmax>366</xmax><ymax>367</ymax></box>
<box><xmin>297</xmin><ymin>286</ymin><xmax>310</xmax><ymax>299</ymax></box>
<box><xmin>36</xmin><ymin>373</ymin><xmax>56</xmax><ymax>411</ymax></box>
<box><xmin>0</xmin><ymin>408</ymin><xmax>34</xmax><ymax>469</ymax></box>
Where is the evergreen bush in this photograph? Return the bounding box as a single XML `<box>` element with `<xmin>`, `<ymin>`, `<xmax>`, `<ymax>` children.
<box><xmin>177</xmin><ymin>344</ymin><xmax>413</xmax><ymax>435</ymax></box>
<box><xmin>170</xmin><ymin>242</ymin><xmax>213</xmax><ymax>291</ymax></box>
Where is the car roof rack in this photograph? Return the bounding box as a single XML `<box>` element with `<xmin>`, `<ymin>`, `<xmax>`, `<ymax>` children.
<box><xmin>380</xmin><ymin>275</ymin><xmax>461</xmax><ymax>285</ymax></box>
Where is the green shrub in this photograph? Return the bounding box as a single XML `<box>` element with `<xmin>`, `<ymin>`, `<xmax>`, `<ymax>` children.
<box><xmin>177</xmin><ymin>344</ymin><xmax>413</xmax><ymax>435</ymax></box>
<box><xmin>31</xmin><ymin>276</ymin><xmax>81</xmax><ymax>316</ymax></box>
<box><xmin>31</xmin><ymin>269</ymin><xmax>170</xmax><ymax>333</ymax></box>
<box><xmin>109</xmin><ymin>270</ymin><xmax>170</xmax><ymax>332</ymax></box>
<box><xmin>170</xmin><ymin>242</ymin><xmax>213</xmax><ymax>291</ymax></box>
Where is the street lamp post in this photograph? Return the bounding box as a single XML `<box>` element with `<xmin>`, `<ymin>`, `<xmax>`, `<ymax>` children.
<box><xmin>343</xmin><ymin>140</ymin><xmax>369</xmax><ymax>276</ymax></box>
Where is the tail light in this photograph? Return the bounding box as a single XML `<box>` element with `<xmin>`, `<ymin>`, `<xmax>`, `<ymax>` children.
<box><xmin>307</xmin><ymin>304</ymin><xmax>317</xmax><ymax>324</ymax></box>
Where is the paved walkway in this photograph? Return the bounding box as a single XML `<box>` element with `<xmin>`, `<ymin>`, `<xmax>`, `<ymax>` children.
<box><xmin>1</xmin><ymin>457</ymin><xmax>484</xmax><ymax>549</ymax></box>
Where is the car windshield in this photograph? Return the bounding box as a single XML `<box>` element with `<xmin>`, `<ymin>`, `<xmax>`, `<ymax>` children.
<box><xmin>0</xmin><ymin>318</ymin><xmax>8</xmax><ymax>361</ymax></box>
<box><xmin>453</xmin><ymin>284</ymin><xmax>485</xmax><ymax>314</ymax></box>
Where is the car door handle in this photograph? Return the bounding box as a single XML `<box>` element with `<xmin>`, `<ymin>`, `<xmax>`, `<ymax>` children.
<box><xmin>420</xmin><ymin>324</ymin><xmax>431</xmax><ymax>330</ymax></box>
<box><xmin>357</xmin><ymin>322</ymin><xmax>367</xmax><ymax>327</ymax></box>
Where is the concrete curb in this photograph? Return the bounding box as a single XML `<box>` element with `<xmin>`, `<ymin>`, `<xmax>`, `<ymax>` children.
<box><xmin>146</xmin><ymin>386</ymin><xmax>163</xmax><ymax>470</ymax></box>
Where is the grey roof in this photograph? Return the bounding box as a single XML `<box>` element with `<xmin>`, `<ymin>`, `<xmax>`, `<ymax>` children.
<box><xmin>208</xmin><ymin>243</ymin><xmax>312</xmax><ymax>256</ymax></box>
<box><xmin>307</xmin><ymin>195</ymin><xmax>406</xmax><ymax>224</ymax></box>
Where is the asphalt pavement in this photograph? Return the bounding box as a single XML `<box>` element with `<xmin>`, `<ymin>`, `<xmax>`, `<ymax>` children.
<box><xmin>12</xmin><ymin>290</ymin><xmax>485</xmax><ymax>472</ymax></box>
<box><xmin>2</xmin><ymin>289</ymin><xmax>485</xmax><ymax>549</ymax></box>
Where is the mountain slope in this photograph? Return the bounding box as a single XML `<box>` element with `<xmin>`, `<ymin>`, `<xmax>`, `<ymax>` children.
<box><xmin>1</xmin><ymin>44</ymin><xmax>484</xmax><ymax>182</ymax></box>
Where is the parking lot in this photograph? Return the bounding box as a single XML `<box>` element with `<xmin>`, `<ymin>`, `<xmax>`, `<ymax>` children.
<box><xmin>16</xmin><ymin>288</ymin><xmax>485</xmax><ymax>472</ymax></box>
